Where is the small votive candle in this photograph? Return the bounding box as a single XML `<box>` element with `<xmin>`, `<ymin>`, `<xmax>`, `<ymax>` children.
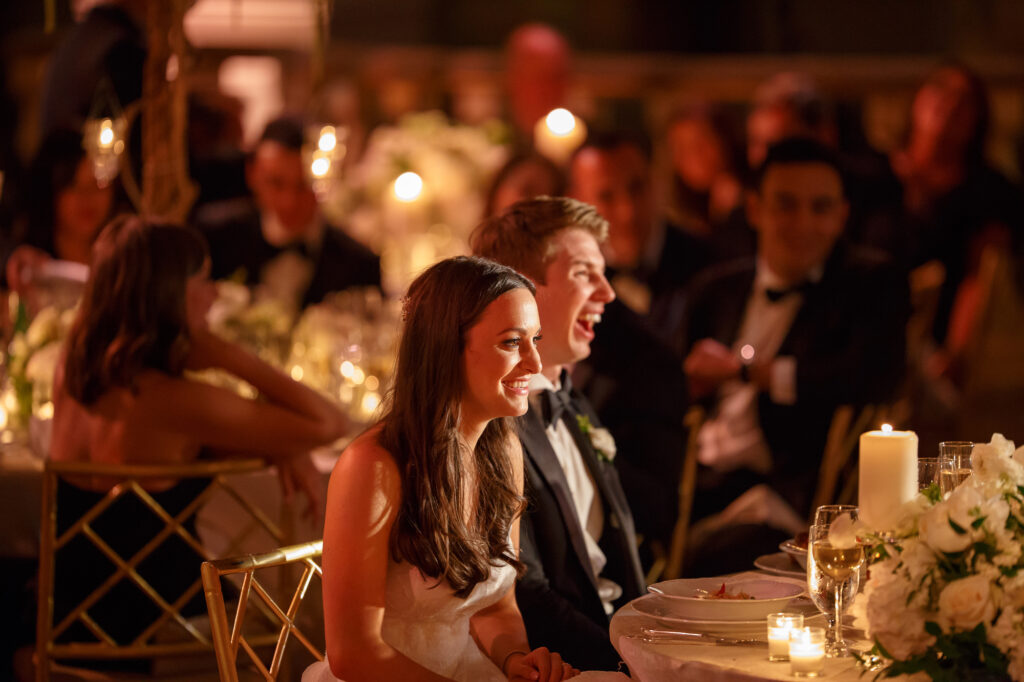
<box><xmin>766</xmin><ymin>613</ymin><xmax>804</xmax><ymax>661</ymax></box>
<box><xmin>789</xmin><ymin>627</ymin><xmax>826</xmax><ymax>677</ymax></box>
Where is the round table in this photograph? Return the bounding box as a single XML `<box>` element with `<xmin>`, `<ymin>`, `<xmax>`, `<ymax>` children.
<box><xmin>610</xmin><ymin>571</ymin><xmax>916</xmax><ymax>682</ymax></box>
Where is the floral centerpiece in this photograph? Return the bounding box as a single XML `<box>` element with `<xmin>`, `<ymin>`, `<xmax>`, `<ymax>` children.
<box><xmin>855</xmin><ymin>434</ymin><xmax>1024</xmax><ymax>680</ymax></box>
<box><xmin>329</xmin><ymin>111</ymin><xmax>509</xmax><ymax>296</ymax></box>
<box><xmin>4</xmin><ymin>305</ymin><xmax>76</xmax><ymax>430</ymax></box>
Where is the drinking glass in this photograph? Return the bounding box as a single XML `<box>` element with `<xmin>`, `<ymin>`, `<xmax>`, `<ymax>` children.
<box><xmin>939</xmin><ymin>441</ymin><xmax>974</xmax><ymax>493</ymax></box>
<box><xmin>814</xmin><ymin>505</ymin><xmax>858</xmax><ymax>527</ymax></box>
<box><xmin>807</xmin><ymin>523</ymin><xmax>864</xmax><ymax>657</ymax></box>
<box><xmin>917</xmin><ymin>458</ymin><xmax>943</xmax><ymax>491</ymax></box>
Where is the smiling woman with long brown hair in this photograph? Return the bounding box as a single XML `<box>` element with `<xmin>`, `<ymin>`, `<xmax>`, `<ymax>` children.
<box><xmin>307</xmin><ymin>256</ymin><xmax>578</xmax><ymax>682</ymax></box>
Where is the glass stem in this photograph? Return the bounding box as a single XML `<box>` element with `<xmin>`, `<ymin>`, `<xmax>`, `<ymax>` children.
<box><xmin>834</xmin><ymin>582</ymin><xmax>844</xmax><ymax>647</ymax></box>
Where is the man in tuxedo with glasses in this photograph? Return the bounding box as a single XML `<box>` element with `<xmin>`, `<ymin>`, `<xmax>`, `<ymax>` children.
<box><xmin>677</xmin><ymin>137</ymin><xmax>909</xmax><ymax>574</ymax></box>
<box><xmin>472</xmin><ymin>197</ymin><xmax>644</xmax><ymax>671</ymax></box>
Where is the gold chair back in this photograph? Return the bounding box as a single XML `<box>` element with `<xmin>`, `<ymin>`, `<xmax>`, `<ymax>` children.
<box><xmin>202</xmin><ymin>541</ymin><xmax>325</xmax><ymax>682</ymax></box>
<box><xmin>35</xmin><ymin>458</ymin><xmax>283</xmax><ymax>682</ymax></box>
<box><xmin>659</xmin><ymin>405</ymin><xmax>705</xmax><ymax>581</ymax></box>
<box><xmin>811</xmin><ymin>404</ymin><xmax>893</xmax><ymax>517</ymax></box>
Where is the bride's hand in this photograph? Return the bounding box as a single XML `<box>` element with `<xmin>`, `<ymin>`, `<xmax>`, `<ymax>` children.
<box><xmin>506</xmin><ymin>647</ymin><xmax>579</xmax><ymax>682</ymax></box>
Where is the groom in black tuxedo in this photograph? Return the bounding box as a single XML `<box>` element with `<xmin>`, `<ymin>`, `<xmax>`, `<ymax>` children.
<box><xmin>472</xmin><ymin>197</ymin><xmax>645</xmax><ymax>671</ymax></box>
<box><xmin>677</xmin><ymin>138</ymin><xmax>909</xmax><ymax>572</ymax></box>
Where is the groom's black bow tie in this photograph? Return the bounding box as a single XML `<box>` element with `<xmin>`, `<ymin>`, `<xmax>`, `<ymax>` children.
<box><xmin>540</xmin><ymin>370</ymin><xmax>574</xmax><ymax>428</ymax></box>
<box><xmin>764</xmin><ymin>280</ymin><xmax>814</xmax><ymax>303</ymax></box>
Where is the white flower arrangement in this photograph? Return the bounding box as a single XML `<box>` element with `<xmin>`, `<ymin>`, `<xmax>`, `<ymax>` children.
<box><xmin>854</xmin><ymin>434</ymin><xmax>1024</xmax><ymax>680</ymax></box>
<box><xmin>4</xmin><ymin>304</ymin><xmax>76</xmax><ymax>429</ymax></box>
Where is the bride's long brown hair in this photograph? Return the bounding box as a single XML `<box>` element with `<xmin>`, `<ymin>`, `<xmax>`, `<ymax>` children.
<box><xmin>381</xmin><ymin>256</ymin><xmax>532</xmax><ymax>597</ymax></box>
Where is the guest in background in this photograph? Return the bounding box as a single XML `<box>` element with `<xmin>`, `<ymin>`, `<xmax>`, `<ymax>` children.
<box><xmin>566</xmin><ymin>134</ymin><xmax>692</xmax><ymax>558</ymax></box>
<box><xmin>50</xmin><ymin>215</ymin><xmax>348</xmax><ymax>646</ymax></box>
<box><xmin>569</xmin><ymin>131</ymin><xmax>704</xmax><ymax>318</ymax></box>
<box><xmin>307</xmin><ymin>256</ymin><xmax>578</xmax><ymax>682</ymax></box>
<box><xmin>890</xmin><ymin>63</ymin><xmax>1022</xmax><ymax>376</ymax></box>
<box><xmin>3</xmin><ymin>129</ymin><xmax>119</xmax><ymax>294</ymax></box>
<box><xmin>679</xmin><ymin>138</ymin><xmax>908</xmax><ymax>575</ymax></box>
<box><xmin>196</xmin><ymin>116</ymin><xmax>380</xmax><ymax>310</ymax></box>
<box><xmin>505</xmin><ymin>23</ymin><xmax>571</xmax><ymax>149</ymax></box>
<box><xmin>484</xmin><ymin>153</ymin><xmax>565</xmax><ymax>218</ymax></box>
<box><xmin>664</xmin><ymin>104</ymin><xmax>754</xmax><ymax>265</ymax></box>
<box><xmin>473</xmin><ymin>197</ymin><xmax>644</xmax><ymax>671</ymax></box>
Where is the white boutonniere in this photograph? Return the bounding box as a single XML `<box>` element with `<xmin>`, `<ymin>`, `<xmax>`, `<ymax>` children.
<box><xmin>576</xmin><ymin>414</ymin><xmax>616</xmax><ymax>463</ymax></box>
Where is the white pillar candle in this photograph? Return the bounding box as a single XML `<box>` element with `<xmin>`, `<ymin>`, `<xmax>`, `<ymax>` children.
<box><xmin>859</xmin><ymin>424</ymin><xmax>918</xmax><ymax>530</ymax></box>
<box><xmin>789</xmin><ymin>627</ymin><xmax>825</xmax><ymax>677</ymax></box>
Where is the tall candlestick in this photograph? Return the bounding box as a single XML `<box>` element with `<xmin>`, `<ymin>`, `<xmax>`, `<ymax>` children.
<box><xmin>859</xmin><ymin>424</ymin><xmax>918</xmax><ymax>530</ymax></box>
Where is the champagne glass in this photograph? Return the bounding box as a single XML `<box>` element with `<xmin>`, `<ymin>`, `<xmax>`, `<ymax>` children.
<box><xmin>807</xmin><ymin>523</ymin><xmax>864</xmax><ymax>657</ymax></box>
<box><xmin>814</xmin><ymin>505</ymin><xmax>858</xmax><ymax>527</ymax></box>
<box><xmin>939</xmin><ymin>441</ymin><xmax>974</xmax><ymax>492</ymax></box>
<box><xmin>917</xmin><ymin>458</ymin><xmax>943</xmax><ymax>491</ymax></box>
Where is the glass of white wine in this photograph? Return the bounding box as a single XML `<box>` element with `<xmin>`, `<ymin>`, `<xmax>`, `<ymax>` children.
<box><xmin>938</xmin><ymin>441</ymin><xmax>974</xmax><ymax>494</ymax></box>
<box><xmin>807</xmin><ymin>523</ymin><xmax>864</xmax><ymax>657</ymax></box>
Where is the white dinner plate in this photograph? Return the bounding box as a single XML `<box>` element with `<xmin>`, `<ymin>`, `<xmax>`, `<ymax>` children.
<box><xmin>780</xmin><ymin>538</ymin><xmax>808</xmax><ymax>569</ymax></box>
<box><xmin>631</xmin><ymin>594</ymin><xmax>770</xmax><ymax>638</ymax></box>
<box><xmin>646</xmin><ymin>577</ymin><xmax>803</xmax><ymax>621</ymax></box>
<box><xmin>754</xmin><ymin>552</ymin><xmax>807</xmax><ymax>579</ymax></box>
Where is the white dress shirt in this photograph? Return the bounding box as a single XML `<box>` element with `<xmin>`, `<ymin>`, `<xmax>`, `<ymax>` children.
<box><xmin>696</xmin><ymin>261</ymin><xmax>820</xmax><ymax>474</ymax></box>
<box><xmin>528</xmin><ymin>373</ymin><xmax>622</xmax><ymax>614</ymax></box>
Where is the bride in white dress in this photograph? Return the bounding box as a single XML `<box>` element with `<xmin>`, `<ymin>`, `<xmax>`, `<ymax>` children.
<box><xmin>304</xmin><ymin>257</ymin><xmax>579</xmax><ymax>682</ymax></box>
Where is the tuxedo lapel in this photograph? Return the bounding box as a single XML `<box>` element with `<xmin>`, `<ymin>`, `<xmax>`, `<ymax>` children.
<box><xmin>517</xmin><ymin>407</ymin><xmax>601</xmax><ymax>594</ymax></box>
<box><xmin>561</xmin><ymin>400</ymin><xmax>646</xmax><ymax>597</ymax></box>
<box><xmin>715</xmin><ymin>267</ymin><xmax>757</xmax><ymax>346</ymax></box>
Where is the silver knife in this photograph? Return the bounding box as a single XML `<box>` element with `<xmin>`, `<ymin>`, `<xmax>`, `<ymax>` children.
<box><xmin>634</xmin><ymin>626</ymin><xmax>765</xmax><ymax>647</ymax></box>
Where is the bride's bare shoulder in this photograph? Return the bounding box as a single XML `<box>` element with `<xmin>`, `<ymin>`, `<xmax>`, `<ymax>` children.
<box><xmin>330</xmin><ymin>424</ymin><xmax>401</xmax><ymax>492</ymax></box>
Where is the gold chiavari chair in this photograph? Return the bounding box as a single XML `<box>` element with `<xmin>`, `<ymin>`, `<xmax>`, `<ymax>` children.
<box><xmin>202</xmin><ymin>541</ymin><xmax>325</xmax><ymax>682</ymax></box>
<box><xmin>36</xmin><ymin>458</ymin><xmax>284</xmax><ymax>681</ymax></box>
<box><xmin>810</xmin><ymin>403</ymin><xmax>895</xmax><ymax>517</ymax></box>
<box><xmin>657</xmin><ymin>405</ymin><xmax>705</xmax><ymax>582</ymax></box>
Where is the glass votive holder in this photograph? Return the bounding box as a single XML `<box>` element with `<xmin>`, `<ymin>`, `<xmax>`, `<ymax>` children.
<box><xmin>789</xmin><ymin>627</ymin><xmax>826</xmax><ymax>677</ymax></box>
<box><xmin>766</xmin><ymin>612</ymin><xmax>804</xmax><ymax>661</ymax></box>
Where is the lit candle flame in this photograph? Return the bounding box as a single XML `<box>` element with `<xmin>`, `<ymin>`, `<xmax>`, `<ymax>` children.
<box><xmin>882</xmin><ymin>423</ymin><xmax>893</xmax><ymax>433</ymax></box>
<box><xmin>311</xmin><ymin>156</ymin><xmax>331</xmax><ymax>178</ymax></box>
<box><xmin>545</xmin><ymin>108</ymin><xmax>576</xmax><ymax>137</ymax></box>
<box><xmin>317</xmin><ymin>126</ymin><xmax>337</xmax><ymax>152</ymax></box>
<box><xmin>393</xmin><ymin>171</ymin><xmax>423</xmax><ymax>202</ymax></box>
<box><xmin>98</xmin><ymin>118</ymin><xmax>115</xmax><ymax>147</ymax></box>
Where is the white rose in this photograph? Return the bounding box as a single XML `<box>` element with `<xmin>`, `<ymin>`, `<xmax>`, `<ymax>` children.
<box><xmin>589</xmin><ymin>427</ymin><xmax>616</xmax><ymax>461</ymax></box>
<box><xmin>972</xmin><ymin>439</ymin><xmax>1024</xmax><ymax>487</ymax></box>
<box><xmin>919</xmin><ymin>486</ymin><xmax>983</xmax><ymax>553</ymax></box>
<box><xmin>866</xmin><ymin>575</ymin><xmax>934</xmax><ymax>660</ymax></box>
<box><xmin>938</xmin><ymin>574</ymin><xmax>997</xmax><ymax>632</ymax></box>
<box><xmin>25</xmin><ymin>341</ymin><xmax>62</xmax><ymax>385</ymax></box>
<box><xmin>1013</xmin><ymin>444</ymin><xmax>1024</xmax><ymax>470</ymax></box>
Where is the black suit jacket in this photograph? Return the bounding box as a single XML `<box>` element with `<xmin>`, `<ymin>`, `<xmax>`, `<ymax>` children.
<box><xmin>515</xmin><ymin>391</ymin><xmax>645</xmax><ymax>671</ymax></box>
<box><xmin>681</xmin><ymin>243</ymin><xmax>909</xmax><ymax>516</ymax></box>
<box><xmin>196</xmin><ymin>198</ymin><xmax>380</xmax><ymax>307</ymax></box>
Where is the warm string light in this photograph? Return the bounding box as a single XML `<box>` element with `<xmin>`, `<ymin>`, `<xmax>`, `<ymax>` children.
<box><xmin>393</xmin><ymin>171</ymin><xmax>424</xmax><ymax>202</ymax></box>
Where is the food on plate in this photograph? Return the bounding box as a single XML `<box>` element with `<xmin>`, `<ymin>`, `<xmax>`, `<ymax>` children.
<box><xmin>698</xmin><ymin>582</ymin><xmax>754</xmax><ymax>600</ymax></box>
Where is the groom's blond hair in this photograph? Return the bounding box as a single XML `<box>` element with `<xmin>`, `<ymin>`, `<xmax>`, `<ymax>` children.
<box><xmin>470</xmin><ymin>196</ymin><xmax>608</xmax><ymax>284</ymax></box>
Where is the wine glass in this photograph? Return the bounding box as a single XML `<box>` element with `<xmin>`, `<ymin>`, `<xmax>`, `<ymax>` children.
<box><xmin>814</xmin><ymin>505</ymin><xmax>858</xmax><ymax>527</ymax></box>
<box><xmin>917</xmin><ymin>458</ymin><xmax>944</xmax><ymax>491</ymax></box>
<box><xmin>807</xmin><ymin>523</ymin><xmax>864</xmax><ymax>657</ymax></box>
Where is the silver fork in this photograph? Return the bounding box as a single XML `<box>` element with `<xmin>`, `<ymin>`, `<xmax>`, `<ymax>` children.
<box><xmin>634</xmin><ymin>626</ymin><xmax>765</xmax><ymax>647</ymax></box>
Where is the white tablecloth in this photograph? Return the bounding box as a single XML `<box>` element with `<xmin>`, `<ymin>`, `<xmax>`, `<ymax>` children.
<box><xmin>610</xmin><ymin>571</ymin><xmax>922</xmax><ymax>682</ymax></box>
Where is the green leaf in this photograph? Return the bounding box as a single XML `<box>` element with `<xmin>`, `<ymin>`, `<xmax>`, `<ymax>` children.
<box><xmin>924</xmin><ymin>621</ymin><xmax>943</xmax><ymax>637</ymax></box>
<box><xmin>1000</xmin><ymin>565</ymin><xmax>1020</xmax><ymax>577</ymax></box>
<box><xmin>921</xmin><ymin>482</ymin><xmax>942</xmax><ymax>503</ymax></box>
<box><xmin>971</xmin><ymin>516</ymin><xmax>987</xmax><ymax>529</ymax></box>
<box><xmin>949</xmin><ymin>517</ymin><xmax>968</xmax><ymax>535</ymax></box>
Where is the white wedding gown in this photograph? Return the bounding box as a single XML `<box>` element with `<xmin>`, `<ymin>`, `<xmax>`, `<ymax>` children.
<box><xmin>303</xmin><ymin>553</ymin><xmax>514</xmax><ymax>681</ymax></box>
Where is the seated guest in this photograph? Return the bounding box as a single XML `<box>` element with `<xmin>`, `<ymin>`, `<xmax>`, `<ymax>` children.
<box><xmin>472</xmin><ymin>197</ymin><xmax>644</xmax><ymax>671</ymax></box>
<box><xmin>484</xmin><ymin>152</ymin><xmax>565</xmax><ymax>218</ymax></box>
<box><xmin>196</xmin><ymin>116</ymin><xmax>380</xmax><ymax>309</ymax></box>
<box><xmin>3</xmin><ymin>128</ymin><xmax>120</xmax><ymax>294</ymax></box>
<box><xmin>567</xmin><ymin>132</ymin><xmax>691</xmax><ymax>556</ymax></box>
<box><xmin>569</xmin><ymin>131</ymin><xmax>706</xmax><ymax>317</ymax></box>
<box><xmin>678</xmin><ymin>138</ymin><xmax>908</xmax><ymax>574</ymax></box>
<box><xmin>51</xmin><ymin>215</ymin><xmax>348</xmax><ymax>645</ymax></box>
<box><xmin>305</xmin><ymin>256</ymin><xmax>577</xmax><ymax>682</ymax></box>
